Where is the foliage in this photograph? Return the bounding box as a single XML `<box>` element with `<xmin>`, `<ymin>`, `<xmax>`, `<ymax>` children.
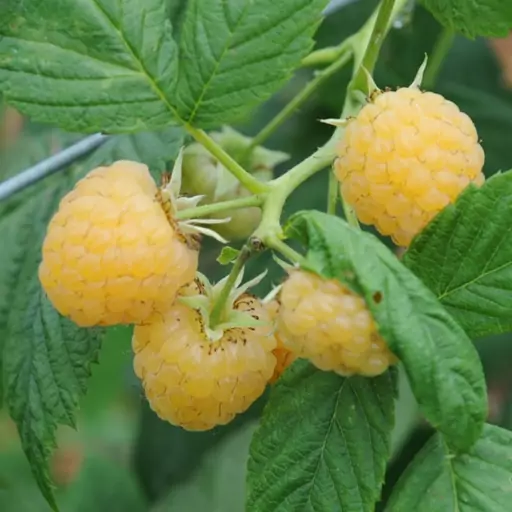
<box><xmin>1</xmin><ymin>0</ymin><xmax>512</xmax><ymax>510</ymax></box>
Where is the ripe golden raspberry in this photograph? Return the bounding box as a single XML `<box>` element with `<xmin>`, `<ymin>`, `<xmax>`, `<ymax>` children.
<box><xmin>265</xmin><ymin>300</ymin><xmax>297</xmax><ymax>384</ymax></box>
<box><xmin>335</xmin><ymin>87</ymin><xmax>485</xmax><ymax>246</ymax></box>
<box><xmin>133</xmin><ymin>278</ymin><xmax>277</xmax><ymax>431</ymax></box>
<box><xmin>39</xmin><ymin>161</ymin><xmax>198</xmax><ymax>327</ymax></box>
<box><xmin>278</xmin><ymin>270</ymin><xmax>396</xmax><ymax>377</ymax></box>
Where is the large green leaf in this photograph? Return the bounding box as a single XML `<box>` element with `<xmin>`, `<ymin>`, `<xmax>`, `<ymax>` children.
<box><xmin>175</xmin><ymin>0</ymin><xmax>328</xmax><ymax>126</ymax></box>
<box><xmin>246</xmin><ymin>360</ymin><xmax>396</xmax><ymax>512</ymax></box>
<box><xmin>385</xmin><ymin>424</ymin><xmax>512</xmax><ymax>511</ymax></box>
<box><xmin>0</xmin><ymin>185</ymin><xmax>102</xmax><ymax>510</ymax></box>
<box><xmin>285</xmin><ymin>210</ymin><xmax>486</xmax><ymax>452</ymax></box>
<box><xmin>0</xmin><ymin>0</ymin><xmax>327</xmax><ymax>132</ymax></box>
<box><xmin>404</xmin><ymin>171</ymin><xmax>512</xmax><ymax>340</ymax></box>
<box><xmin>0</xmin><ymin>0</ymin><xmax>180</xmax><ymax>133</ymax></box>
<box><xmin>420</xmin><ymin>0</ymin><xmax>512</xmax><ymax>38</ymax></box>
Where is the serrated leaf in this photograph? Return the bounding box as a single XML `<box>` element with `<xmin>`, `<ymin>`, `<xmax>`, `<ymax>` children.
<box><xmin>0</xmin><ymin>0</ymin><xmax>328</xmax><ymax>132</ymax></box>
<box><xmin>285</xmin><ymin>210</ymin><xmax>486</xmax><ymax>452</ymax></box>
<box><xmin>385</xmin><ymin>424</ymin><xmax>512</xmax><ymax>511</ymax></box>
<box><xmin>404</xmin><ymin>172</ymin><xmax>512</xmax><ymax>340</ymax></box>
<box><xmin>420</xmin><ymin>0</ymin><xmax>512</xmax><ymax>38</ymax></box>
<box><xmin>0</xmin><ymin>0</ymin><xmax>180</xmax><ymax>133</ymax></box>
<box><xmin>217</xmin><ymin>246</ymin><xmax>241</xmax><ymax>265</ymax></box>
<box><xmin>246</xmin><ymin>360</ymin><xmax>396</xmax><ymax>512</ymax></box>
<box><xmin>176</xmin><ymin>0</ymin><xmax>329</xmax><ymax>127</ymax></box>
<box><xmin>0</xmin><ymin>182</ymin><xmax>102</xmax><ymax>510</ymax></box>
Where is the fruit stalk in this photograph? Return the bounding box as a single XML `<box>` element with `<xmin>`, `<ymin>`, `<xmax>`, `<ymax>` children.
<box><xmin>175</xmin><ymin>194</ymin><xmax>265</xmax><ymax>221</ymax></box>
<box><xmin>185</xmin><ymin>125</ymin><xmax>270</xmax><ymax>195</ymax></box>
<box><xmin>209</xmin><ymin>244</ymin><xmax>254</xmax><ymax>329</ymax></box>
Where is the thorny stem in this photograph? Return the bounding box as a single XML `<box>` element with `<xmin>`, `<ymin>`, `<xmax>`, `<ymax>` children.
<box><xmin>422</xmin><ymin>28</ymin><xmax>455</xmax><ymax>89</ymax></box>
<box><xmin>244</xmin><ymin>40</ymin><xmax>354</xmax><ymax>156</ymax></box>
<box><xmin>175</xmin><ymin>194</ymin><xmax>265</xmax><ymax>221</ymax></box>
<box><xmin>209</xmin><ymin>244</ymin><xmax>253</xmax><ymax>329</ymax></box>
<box><xmin>185</xmin><ymin>125</ymin><xmax>270</xmax><ymax>195</ymax></box>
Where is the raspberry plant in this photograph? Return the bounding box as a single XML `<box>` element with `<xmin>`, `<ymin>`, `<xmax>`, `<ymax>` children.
<box><xmin>1</xmin><ymin>0</ymin><xmax>512</xmax><ymax>510</ymax></box>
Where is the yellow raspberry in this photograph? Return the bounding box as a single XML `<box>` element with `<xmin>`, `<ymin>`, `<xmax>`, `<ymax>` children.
<box><xmin>278</xmin><ymin>270</ymin><xmax>396</xmax><ymax>377</ymax></box>
<box><xmin>265</xmin><ymin>300</ymin><xmax>297</xmax><ymax>384</ymax></box>
<box><xmin>335</xmin><ymin>87</ymin><xmax>485</xmax><ymax>246</ymax></box>
<box><xmin>39</xmin><ymin>161</ymin><xmax>198</xmax><ymax>327</ymax></box>
<box><xmin>133</xmin><ymin>278</ymin><xmax>277</xmax><ymax>431</ymax></box>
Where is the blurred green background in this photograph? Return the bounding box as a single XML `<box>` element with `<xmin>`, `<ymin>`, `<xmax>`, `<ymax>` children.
<box><xmin>1</xmin><ymin>0</ymin><xmax>512</xmax><ymax>510</ymax></box>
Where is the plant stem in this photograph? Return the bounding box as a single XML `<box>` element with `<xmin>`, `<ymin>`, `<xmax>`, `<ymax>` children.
<box><xmin>253</xmin><ymin>143</ymin><xmax>336</xmax><ymax>242</ymax></box>
<box><xmin>327</xmin><ymin>169</ymin><xmax>339</xmax><ymax>215</ymax></box>
<box><xmin>185</xmin><ymin>125</ymin><xmax>270</xmax><ymax>194</ymax></box>
<box><xmin>209</xmin><ymin>244</ymin><xmax>253</xmax><ymax>329</ymax></box>
<box><xmin>301</xmin><ymin>45</ymin><xmax>349</xmax><ymax>68</ymax></box>
<box><xmin>337</xmin><ymin>0</ymin><xmax>402</xmax><ymax>227</ymax></box>
<box><xmin>267</xmin><ymin>237</ymin><xmax>309</xmax><ymax>267</ymax></box>
<box><xmin>345</xmin><ymin>0</ymin><xmax>398</xmax><ymax>114</ymax></box>
<box><xmin>244</xmin><ymin>40</ymin><xmax>353</xmax><ymax>155</ymax></box>
<box><xmin>175</xmin><ymin>194</ymin><xmax>265</xmax><ymax>220</ymax></box>
<box><xmin>423</xmin><ymin>28</ymin><xmax>455</xmax><ymax>89</ymax></box>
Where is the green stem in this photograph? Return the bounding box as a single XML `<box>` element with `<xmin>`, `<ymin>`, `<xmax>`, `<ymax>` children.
<box><xmin>345</xmin><ymin>0</ymin><xmax>398</xmax><ymax>113</ymax></box>
<box><xmin>267</xmin><ymin>237</ymin><xmax>309</xmax><ymax>267</ymax></box>
<box><xmin>185</xmin><ymin>125</ymin><xmax>270</xmax><ymax>194</ymax></box>
<box><xmin>423</xmin><ymin>28</ymin><xmax>455</xmax><ymax>89</ymax></box>
<box><xmin>337</xmin><ymin>0</ymin><xmax>402</xmax><ymax>226</ymax></box>
<box><xmin>301</xmin><ymin>44</ymin><xmax>350</xmax><ymax>68</ymax></box>
<box><xmin>327</xmin><ymin>170</ymin><xmax>339</xmax><ymax>215</ymax></box>
<box><xmin>244</xmin><ymin>40</ymin><xmax>353</xmax><ymax>155</ymax></box>
<box><xmin>253</xmin><ymin>143</ymin><xmax>336</xmax><ymax>242</ymax></box>
<box><xmin>209</xmin><ymin>244</ymin><xmax>253</xmax><ymax>329</ymax></box>
<box><xmin>175</xmin><ymin>194</ymin><xmax>265</xmax><ymax>221</ymax></box>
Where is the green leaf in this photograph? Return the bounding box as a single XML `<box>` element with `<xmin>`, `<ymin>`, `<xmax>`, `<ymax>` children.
<box><xmin>0</xmin><ymin>0</ymin><xmax>180</xmax><ymax>133</ymax></box>
<box><xmin>246</xmin><ymin>360</ymin><xmax>396</xmax><ymax>512</ymax></box>
<box><xmin>404</xmin><ymin>172</ymin><xmax>512</xmax><ymax>340</ymax></box>
<box><xmin>0</xmin><ymin>0</ymin><xmax>328</xmax><ymax>132</ymax></box>
<box><xmin>0</xmin><ymin>184</ymin><xmax>102</xmax><ymax>510</ymax></box>
<box><xmin>385</xmin><ymin>423</ymin><xmax>512</xmax><ymax>511</ymax></box>
<box><xmin>176</xmin><ymin>0</ymin><xmax>328</xmax><ymax>127</ymax></box>
<box><xmin>420</xmin><ymin>0</ymin><xmax>512</xmax><ymax>38</ymax></box>
<box><xmin>217</xmin><ymin>246</ymin><xmax>240</xmax><ymax>265</ymax></box>
<box><xmin>285</xmin><ymin>210</ymin><xmax>486</xmax><ymax>452</ymax></box>
<box><xmin>153</xmin><ymin>421</ymin><xmax>258</xmax><ymax>512</ymax></box>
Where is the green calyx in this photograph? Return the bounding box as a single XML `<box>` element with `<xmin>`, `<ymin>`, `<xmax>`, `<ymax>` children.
<box><xmin>177</xmin><ymin>269</ymin><xmax>269</xmax><ymax>342</ymax></box>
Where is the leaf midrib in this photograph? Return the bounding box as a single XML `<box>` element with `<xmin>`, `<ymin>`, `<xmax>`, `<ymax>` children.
<box><xmin>90</xmin><ymin>0</ymin><xmax>184</xmax><ymax>123</ymax></box>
